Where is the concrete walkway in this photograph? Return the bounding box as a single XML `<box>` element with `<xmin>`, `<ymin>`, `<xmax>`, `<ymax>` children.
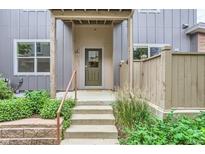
<box><xmin>57</xmin><ymin>90</ymin><xmax>116</xmax><ymax>102</ymax></box>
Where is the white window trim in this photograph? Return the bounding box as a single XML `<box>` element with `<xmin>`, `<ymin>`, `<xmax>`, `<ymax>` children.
<box><xmin>134</xmin><ymin>43</ymin><xmax>170</xmax><ymax>58</ymax></box>
<box><xmin>14</xmin><ymin>39</ymin><xmax>50</xmax><ymax>76</ymax></box>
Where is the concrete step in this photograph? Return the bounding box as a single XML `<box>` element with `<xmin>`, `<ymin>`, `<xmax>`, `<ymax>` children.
<box><xmin>73</xmin><ymin>105</ymin><xmax>113</xmax><ymax>114</ymax></box>
<box><xmin>61</xmin><ymin>139</ymin><xmax>119</xmax><ymax>145</ymax></box>
<box><xmin>65</xmin><ymin>125</ymin><xmax>118</xmax><ymax>139</ymax></box>
<box><xmin>77</xmin><ymin>101</ymin><xmax>112</xmax><ymax>106</ymax></box>
<box><xmin>0</xmin><ymin>138</ymin><xmax>57</xmax><ymax>145</ymax></box>
<box><xmin>0</xmin><ymin>127</ymin><xmax>58</xmax><ymax>138</ymax></box>
<box><xmin>71</xmin><ymin>114</ymin><xmax>115</xmax><ymax>125</ymax></box>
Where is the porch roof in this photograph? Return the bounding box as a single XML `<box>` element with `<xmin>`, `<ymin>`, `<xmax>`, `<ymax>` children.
<box><xmin>50</xmin><ymin>9</ymin><xmax>133</xmax><ymax>25</ymax></box>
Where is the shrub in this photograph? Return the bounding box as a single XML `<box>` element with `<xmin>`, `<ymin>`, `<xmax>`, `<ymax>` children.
<box><xmin>0</xmin><ymin>98</ymin><xmax>33</xmax><ymax>122</ymax></box>
<box><xmin>120</xmin><ymin>111</ymin><xmax>205</xmax><ymax>145</ymax></box>
<box><xmin>0</xmin><ymin>78</ymin><xmax>13</xmax><ymax>100</ymax></box>
<box><xmin>113</xmin><ymin>89</ymin><xmax>151</xmax><ymax>130</ymax></box>
<box><xmin>25</xmin><ymin>90</ymin><xmax>49</xmax><ymax>114</ymax></box>
<box><xmin>40</xmin><ymin>99</ymin><xmax>74</xmax><ymax>119</ymax></box>
<box><xmin>40</xmin><ymin>99</ymin><xmax>75</xmax><ymax>130</ymax></box>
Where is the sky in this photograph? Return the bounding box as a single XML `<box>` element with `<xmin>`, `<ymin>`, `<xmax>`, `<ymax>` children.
<box><xmin>197</xmin><ymin>9</ymin><xmax>205</xmax><ymax>23</ymax></box>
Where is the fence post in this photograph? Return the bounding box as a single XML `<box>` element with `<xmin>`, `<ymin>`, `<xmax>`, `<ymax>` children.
<box><xmin>160</xmin><ymin>46</ymin><xmax>172</xmax><ymax>112</ymax></box>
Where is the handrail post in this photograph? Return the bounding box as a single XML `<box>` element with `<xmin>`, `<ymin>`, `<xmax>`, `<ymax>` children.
<box><xmin>74</xmin><ymin>71</ymin><xmax>77</xmax><ymax>101</ymax></box>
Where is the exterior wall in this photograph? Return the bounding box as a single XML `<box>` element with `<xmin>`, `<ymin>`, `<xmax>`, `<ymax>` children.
<box><xmin>114</xmin><ymin>9</ymin><xmax>197</xmax><ymax>87</ymax></box>
<box><xmin>74</xmin><ymin>25</ymin><xmax>113</xmax><ymax>89</ymax></box>
<box><xmin>190</xmin><ymin>34</ymin><xmax>198</xmax><ymax>51</ymax></box>
<box><xmin>0</xmin><ymin>10</ymin><xmax>73</xmax><ymax>91</ymax></box>
<box><xmin>0</xmin><ymin>10</ymin><xmax>51</xmax><ymax>90</ymax></box>
<box><xmin>0</xmin><ymin>9</ymin><xmax>197</xmax><ymax>90</ymax></box>
<box><xmin>198</xmin><ymin>33</ymin><xmax>205</xmax><ymax>52</ymax></box>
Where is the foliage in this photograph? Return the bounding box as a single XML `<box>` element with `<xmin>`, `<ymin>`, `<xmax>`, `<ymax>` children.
<box><xmin>0</xmin><ymin>77</ymin><xmax>13</xmax><ymax>100</ymax></box>
<box><xmin>113</xmin><ymin>89</ymin><xmax>151</xmax><ymax>129</ymax></box>
<box><xmin>119</xmin><ymin>111</ymin><xmax>205</xmax><ymax>145</ymax></box>
<box><xmin>40</xmin><ymin>99</ymin><xmax>75</xmax><ymax>130</ymax></box>
<box><xmin>114</xmin><ymin>89</ymin><xmax>205</xmax><ymax>145</ymax></box>
<box><xmin>40</xmin><ymin>99</ymin><xmax>74</xmax><ymax>119</ymax></box>
<box><xmin>133</xmin><ymin>48</ymin><xmax>148</xmax><ymax>60</ymax></box>
<box><xmin>25</xmin><ymin>90</ymin><xmax>49</xmax><ymax>114</ymax></box>
<box><xmin>18</xmin><ymin>43</ymin><xmax>32</xmax><ymax>56</ymax></box>
<box><xmin>0</xmin><ymin>98</ymin><xmax>33</xmax><ymax>122</ymax></box>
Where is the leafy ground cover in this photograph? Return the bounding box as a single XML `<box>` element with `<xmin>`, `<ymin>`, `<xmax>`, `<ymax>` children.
<box><xmin>0</xmin><ymin>90</ymin><xmax>75</xmax><ymax>131</ymax></box>
<box><xmin>113</xmin><ymin>89</ymin><xmax>205</xmax><ymax>145</ymax></box>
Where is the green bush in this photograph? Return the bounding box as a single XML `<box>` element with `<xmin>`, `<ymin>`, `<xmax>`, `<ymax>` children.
<box><xmin>0</xmin><ymin>98</ymin><xmax>33</xmax><ymax>122</ymax></box>
<box><xmin>114</xmin><ymin>89</ymin><xmax>205</xmax><ymax>145</ymax></box>
<box><xmin>120</xmin><ymin>112</ymin><xmax>205</xmax><ymax>145</ymax></box>
<box><xmin>40</xmin><ymin>99</ymin><xmax>75</xmax><ymax>130</ymax></box>
<box><xmin>40</xmin><ymin>99</ymin><xmax>74</xmax><ymax>119</ymax></box>
<box><xmin>0</xmin><ymin>78</ymin><xmax>13</xmax><ymax>100</ymax></box>
<box><xmin>25</xmin><ymin>90</ymin><xmax>49</xmax><ymax>114</ymax></box>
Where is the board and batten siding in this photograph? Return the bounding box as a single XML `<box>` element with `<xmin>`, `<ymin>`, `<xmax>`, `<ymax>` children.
<box><xmin>113</xmin><ymin>9</ymin><xmax>197</xmax><ymax>87</ymax></box>
<box><xmin>0</xmin><ymin>9</ymin><xmax>72</xmax><ymax>91</ymax></box>
<box><xmin>0</xmin><ymin>9</ymin><xmax>197</xmax><ymax>90</ymax></box>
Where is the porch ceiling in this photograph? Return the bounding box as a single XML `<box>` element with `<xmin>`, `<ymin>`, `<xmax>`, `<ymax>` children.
<box><xmin>50</xmin><ymin>9</ymin><xmax>133</xmax><ymax>25</ymax></box>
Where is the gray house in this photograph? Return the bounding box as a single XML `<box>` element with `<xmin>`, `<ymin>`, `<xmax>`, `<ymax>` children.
<box><xmin>0</xmin><ymin>9</ymin><xmax>203</xmax><ymax>94</ymax></box>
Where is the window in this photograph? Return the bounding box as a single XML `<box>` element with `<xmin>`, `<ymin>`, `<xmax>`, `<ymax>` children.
<box><xmin>14</xmin><ymin>40</ymin><xmax>50</xmax><ymax>75</ymax></box>
<box><xmin>133</xmin><ymin>44</ymin><xmax>169</xmax><ymax>60</ymax></box>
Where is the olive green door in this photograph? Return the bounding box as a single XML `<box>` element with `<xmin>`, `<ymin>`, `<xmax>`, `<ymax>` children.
<box><xmin>85</xmin><ymin>48</ymin><xmax>102</xmax><ymax>86</ymax></box>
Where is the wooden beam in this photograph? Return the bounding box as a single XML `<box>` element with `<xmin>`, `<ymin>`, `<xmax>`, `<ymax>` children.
<box><xmin>51</xmin><ymin>10</ymin><xmax>132</xmax><ymax>20</ymax></box>
<box><xmin>79</xmin><ymin>20</ymin><xmax>82</xmax><ymax>24</ymax></box>
<box><xmin>50</xmin><ymin>14</ymin><xmax>56</xmax><ymax>98</ymax></box>
<box><xmin>128</xmin><ymin>16</ymin><xmax>133</xmax><ymax>92</ymax></box>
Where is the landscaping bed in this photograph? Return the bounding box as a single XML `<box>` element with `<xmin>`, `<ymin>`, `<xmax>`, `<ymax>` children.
<box><xmin>113</xmin><ymin>89</ymin><xmax>205</xmax><ymax>145</ymax></box>
<box><xmin>0</xmin><ymin>78</ymin><xmax>75</xmax><ymax>133</ymax></box>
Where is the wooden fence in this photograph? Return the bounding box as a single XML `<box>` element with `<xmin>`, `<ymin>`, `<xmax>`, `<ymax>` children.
<box><xmin>120</xmin><ymin>47</ymin><xmax>205</xmax><ymax>116</ymax></box>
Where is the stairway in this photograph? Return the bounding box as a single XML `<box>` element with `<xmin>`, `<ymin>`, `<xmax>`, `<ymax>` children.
<box><xmin>61</xmin><ymin>101</ymin><xmax>119</xmax><ymax>145</ymax></box>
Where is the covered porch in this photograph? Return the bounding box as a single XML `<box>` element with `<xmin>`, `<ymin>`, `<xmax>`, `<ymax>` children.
<box><xmin>49</xmin><ymin>9</ymin><xmax>134</xmax><ymax>98</ymax></box>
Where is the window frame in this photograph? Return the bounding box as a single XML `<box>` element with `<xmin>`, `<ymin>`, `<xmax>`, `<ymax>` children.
<box><xmin>14</xmin><ymin>39</ymin><xmax>50</xmax><ymax>76</ymax></box>
<box><xmin>133</xmin><ymin>43</ymin><xmax>170</xmax><ymax>59</ymax></box>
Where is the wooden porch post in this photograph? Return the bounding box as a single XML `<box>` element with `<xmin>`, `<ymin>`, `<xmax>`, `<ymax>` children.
<box><xmin>50</xmin><ymin>14</ymin><xmax>56</xmax><ymax>98</ymax></box>
<box><xmin>128</xmin><ymin>16</ymin><xmax>133</xmax><ymax>92</ymax></box>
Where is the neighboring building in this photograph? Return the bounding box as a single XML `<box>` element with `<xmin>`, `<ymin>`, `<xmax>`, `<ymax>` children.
<box><xmin>0</xmin><ymin>9</ymin><xmax>201</xmax><ymax>92</ymax></box>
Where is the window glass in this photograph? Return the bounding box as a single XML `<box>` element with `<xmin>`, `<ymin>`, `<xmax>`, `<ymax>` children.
<box><xmin>133</xmin><ymin>47</ymin><xmax>148</xmax><ymax>60</ymax></box>
<box><xmin>15</xmin><ymin>41</ymin><xmax>50</xmax><ymax>74</ymax></box>
<box><xmin>150</xmin><ymin>47</ymin><xmax>161</xmax><ymax>57</ymax></box>
<box><xmin>36</xmin><ymin>42</ymin><xmax>50</xmax><ymax>57</ymax></box>
<box><xmin>37</xmin><ymin>58</ymin><xmax>50</xmax><ymax>72</ymax></box>
<box><xmin>18</xmin><ymin>58</ymin><xmax>34</xmax><ymax>72</ymax></box>
<box><xmin>17</xmin><ymin>42</ymin><xmax>35</xmax><ymax>57</ymax></box>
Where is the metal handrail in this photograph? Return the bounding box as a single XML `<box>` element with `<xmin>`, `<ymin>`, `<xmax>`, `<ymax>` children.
<box><xmin>56</xmin><ymin>70</ymin><xmax>77</xmax><ymax>144</ymax></box>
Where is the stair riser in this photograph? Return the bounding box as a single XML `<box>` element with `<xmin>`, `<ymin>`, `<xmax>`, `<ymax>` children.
<box><xmin>73</xmin><ymin>110</ymin><xmax>113</xmax><ymax>114</ymax></box>
<box><xmin>0</xmin><ymin>128</ymin><xmax>58</xmax><ymax>138</ymax></box>
<box><xmin>0</xmin><ymin>139</ymin><xmax>58</xmax><ymax>145</ymax></box>
<box><xmin>71</xmin><ymin>119</ymin><xmax>115</xmax><ymax>125</ymax></box>
<box><xmin>65</xmin><ymin>132</ymin><xmax>118</xmax><ymax>139</ymax></box>
<box><xmin>77</xmin><ymin>102</ymin><xmax>112</xmax><ymax>106</ymax></box>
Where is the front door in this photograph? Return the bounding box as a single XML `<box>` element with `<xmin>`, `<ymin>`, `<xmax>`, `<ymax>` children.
<box><xmin>85</xmin><ymin>48</ymin><xmax>102</xmax><ymax>86</ymax></box>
